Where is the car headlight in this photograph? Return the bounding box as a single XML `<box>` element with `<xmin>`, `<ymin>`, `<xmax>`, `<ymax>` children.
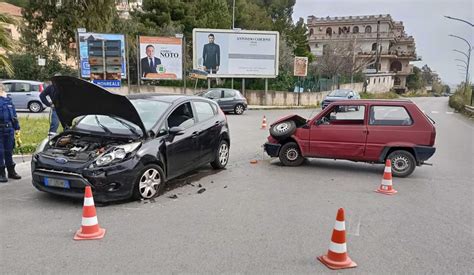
<box><xmin>34</xmin><ymin>138</ymin><xmax>49</xmax><ymax>154</ymax></box>
<box><xmin>94</xmin><ymin>142</ymin><xmax>141</xmax><ymax>167</ymax></box>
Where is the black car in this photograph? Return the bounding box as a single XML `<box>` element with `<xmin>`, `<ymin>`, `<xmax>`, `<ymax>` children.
<box><xmin>201</xmin><ymin>88</ymin><xmax>248</xmax><ymax>115</ymax></box>
<box><xmin>31</xmin><ymin>76</ymin><xmax>230</xmax><ymax>202</ymax></box>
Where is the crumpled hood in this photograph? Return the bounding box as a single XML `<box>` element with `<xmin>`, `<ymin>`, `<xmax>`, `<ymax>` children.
<box><xmin>51</xmin><ymin>76</ymin><xmax>147</xmax><ymax>137</ymax></box>
<box><xmin>271</xmin><ymin>114</ymin><xmax>308</xmax><ymax>127</ymax></box>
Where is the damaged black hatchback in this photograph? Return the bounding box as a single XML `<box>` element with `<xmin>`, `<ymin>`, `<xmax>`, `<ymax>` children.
<box><xmin>31</xmin><ymin>76</ymin><xmax>230</xmax><ymax>202</ymax></box>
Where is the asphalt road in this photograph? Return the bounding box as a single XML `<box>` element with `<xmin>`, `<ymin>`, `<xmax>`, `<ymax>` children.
<box><xmin>1</xmin><ymin>97</ymin><xmax>473</xmax><ymax>273</ymax></box>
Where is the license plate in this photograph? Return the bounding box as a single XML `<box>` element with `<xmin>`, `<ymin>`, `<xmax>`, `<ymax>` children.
<box><xmin>44</xmin><ymin>178</ymin><xmax>70</xmax><ymax>189</ymax></box>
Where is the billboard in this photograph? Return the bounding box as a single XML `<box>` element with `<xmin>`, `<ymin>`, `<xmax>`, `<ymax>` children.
<box><xmin>79</xmin><ymin>32</ymin><xmax>127</xmax><ymax>80</ymax></box>
<box><xmin>293</xmin><ymin>56</ymin><xmax>308</xmax><ymax>77</ymax></box>
<box><xmin>193</xmin><ymin>28</ymin><xmax>279</xmax><ymax>78</ymax></box>
<box><xmin>139</xmin><ymin>36</ymin><xmax>183</xmax><ymax>80</ymax></box>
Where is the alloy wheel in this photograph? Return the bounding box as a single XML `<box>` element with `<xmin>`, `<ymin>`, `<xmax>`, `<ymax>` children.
<box><xmin>138</xmin><ymin>168</ymin><xmax>161</xmax><ymax>199</ymax></box>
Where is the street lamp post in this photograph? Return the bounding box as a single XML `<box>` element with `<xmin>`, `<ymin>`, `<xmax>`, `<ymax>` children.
<box><xmin>446</xmin><ymin>15</ymin><xmax>473</xmax><ymax>105</ymax></box>
<box><xmin>449</xmin><ymin>34</ymin><xmax>471</xmax><ymax>99</ymax></box>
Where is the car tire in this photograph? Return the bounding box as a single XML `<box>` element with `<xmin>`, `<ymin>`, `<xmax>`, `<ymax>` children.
<box><xmin>234</xmin><ymin>104</ymin><xmax>245</xmax><ymax>115</ymax></box>
<box><xmin>28</xmin><ymin>101</ymin><xmax>43</xmax><ymax>113</ymax></box>
<box><xmin>211</xmin><ymin>139</ymin><xmax>230</xmax><ymax>169</ymax></box>
<box><xmin>270</xmin><ymin>120</ymin><xmax>296</xmax><ymax>140</ymax></box>
<box><xmin>387</xmin><ymin>150</ymin><xmax>416</xmax><ymax>177</ymax></box>
<box><xmin>278</xmin><ymin>142</ymin><xmax>304</xmax><ymax>166</ymax></box>
<box><xmin>133</xmin><ymin>164</ymin><xmax>165</xmax><ymax>200</ymax></box>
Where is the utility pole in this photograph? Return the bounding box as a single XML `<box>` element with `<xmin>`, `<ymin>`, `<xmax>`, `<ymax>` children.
<box><xmin>375</xmin><ymin>20</ymin><xmax>381</xmax><ymax>74</ymax></box>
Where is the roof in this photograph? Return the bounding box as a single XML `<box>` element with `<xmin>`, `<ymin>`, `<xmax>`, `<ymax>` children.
<box><xmin>0</xmin><ymin>2</ymin><xmax>22</xmax><ymax>17</ymax></box>
<box><xmin>330</xmin><ymin>99</ymin><xmax>413</xmax><ymax>105</ymax></box>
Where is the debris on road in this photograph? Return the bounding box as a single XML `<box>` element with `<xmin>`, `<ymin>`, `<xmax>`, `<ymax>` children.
<box><xmin>168</xmin><ymin>194</ymin><xmax>178</xmax><ymax>199</ymax></box>
<box><xmin>224</xmin><ymin>185</ymin><xmax>228</xmax><ymax>188</ymax></box>
<box><xmin>198</xmin><ymin>184</ymin><xmax>202</xmax><ymax>188</ymax></box>
<box><xmin>197</xmin><ymin>188</ymin><xmax>206</xmax><ymax>194</ymax></box>
<box><xmin>250</xmin><ymin>159</ymin><xmax>258</xmax><ymax>164</ymax></box>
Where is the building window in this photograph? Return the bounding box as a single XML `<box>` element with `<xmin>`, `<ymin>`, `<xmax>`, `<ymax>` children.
<box><xmin>326</xmin><ymin>27</ymin><xmax>332</xmax><ymax>36</ymax></box>
<box><xmin>378</xmin><ymin>78</ymin><xmax>381</xmax><ymax>83</ymax></box>
<box><xmin>353</xmin><ymin>26</ymin><xmax>359</xmax><ymax>33</ymax></box>
<box><xmin>390</xmin><ymin>61</ymin><xmax>402</xmax><ymax>72</ymax></box>
<box><xmin>365</xmin><ymin>26</ymin><xmax>372</xmax><ymax>33</ymax></box>
<box><xmin>309</xmin><ymin>28</ymin><xmax>314</xmax><ymax>36</ymax></box>
<box><xmin>372</xmin><ymin>43</ymin><xmax>377</xmax><ymax>51</ymax></box>
<box><xmin>394</xmin><ymin>77</ymin><xmax>401</xmax><ymax>86</ymax></box>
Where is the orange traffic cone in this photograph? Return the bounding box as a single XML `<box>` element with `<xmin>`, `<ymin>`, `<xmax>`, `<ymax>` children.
<box><xmin>261</xmin><ymin>116</ymin><xmax>267</xmax><ymax>129</ymax></box>
<box><xmin>375</xmin><ymin>159</ymin><xmax>397</xmax><ymax>195</ymax></box>
<box><xmin>317</xmin><ymin>208</ymin><xmax>357</xmax><ymax>270</ymax></box>
<box><xmin>74</xmin><ymin>186</ymin><xmax>106</xmax><ymax>240</ymax></box>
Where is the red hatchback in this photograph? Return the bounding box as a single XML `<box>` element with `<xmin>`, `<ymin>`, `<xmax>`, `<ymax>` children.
<box><xmin>264</xmin><ymin>100</ymin><xmax>436</xmax><ymax>177</ymax></box>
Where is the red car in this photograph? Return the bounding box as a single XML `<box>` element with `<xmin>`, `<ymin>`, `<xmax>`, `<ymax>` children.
<box><xmin>264</xmin><ymin>100</ymin><xmax>436</xmax><ymax>177</ymax></box>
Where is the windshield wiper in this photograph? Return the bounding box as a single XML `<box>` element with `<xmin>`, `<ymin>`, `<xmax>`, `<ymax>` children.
<box><xmin>110</xmin><ymin>116</ymin><xmax>141</xmax><ymax>136</ymax></box>
<box><xmin>95</xmin><ymin>115</ymin><xmax>112</xmax><ymax>134</ymax></box>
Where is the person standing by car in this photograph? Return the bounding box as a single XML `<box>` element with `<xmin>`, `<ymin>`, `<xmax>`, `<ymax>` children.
<box><xmin>0</xmin><ymin>83</ymin><xmax>21</xmax><ymax>182</ymax></box>
<box><xmin>40</xmin><ymin>75</ymin><xmax>60</xmax><ymax>136</ymax></box>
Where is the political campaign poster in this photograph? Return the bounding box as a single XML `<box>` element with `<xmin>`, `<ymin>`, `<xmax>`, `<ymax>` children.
<box><xmin>139</xmin><ymin>36</ymin><xmax>183</xmax><ymax>80</ymax></box>
<box><xmin>293</xmin><ymin>56</ymin><xmax>308</xmax><ymax>77</ymax></box>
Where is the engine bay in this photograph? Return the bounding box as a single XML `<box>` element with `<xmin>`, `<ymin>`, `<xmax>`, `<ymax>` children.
<box><xmin>42</xmin><ymin>133</ymin><xmax>135</xmax><ymax>162</ymax></box>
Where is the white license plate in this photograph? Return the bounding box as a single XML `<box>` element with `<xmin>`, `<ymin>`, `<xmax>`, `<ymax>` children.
<box><xmin>44</xmin><ymin>178</ymin><xmax>70</xmax><ymax>189</ymax></box>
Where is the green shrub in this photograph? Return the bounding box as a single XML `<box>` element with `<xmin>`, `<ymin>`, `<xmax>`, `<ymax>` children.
<box><xmin>360</xmin><ymin>92</ymin><xmax>399</xmax><ymax>99</ymax></box>
<box><xmin>449</xmin><ymin>94</ymin><xmax>466</xmax><ymax>111</ymax></box>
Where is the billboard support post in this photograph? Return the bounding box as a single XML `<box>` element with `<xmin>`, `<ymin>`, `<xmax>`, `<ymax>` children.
<box><xmin>242</xmin><ymin>78</ymin><xmax>245</xmax><ymax>96</ymax></box>
<box><xmin>231</xmin><ymin>78</ymin><xmax>234</xmax><ymax>89</ymax></box>
<box><xmin>125</xmin><ymin>35</ymin><xmax>130</xmax><ymax>94</ymax></box>
<box><xmin>183</xmin><ymin>36</ymin><xmax>186</xmax><ymax>94</ymax></box>
<box><xmin>264</xmin><ymin>78</ymin><xmax>268</xmax><ymax>105</ymax></box>
<box><xmin>208</xmin><ymin>78</ymin><xmax>211</xmax><ymax>89</ymax></box>
<box><xmin>136</xmin><ymin>35</ymin><xmax>141</xmax><ymax>93</ymax></box>
<box><xmin>75</xmin><ymin>29</ymin><xmax>81</xmax><ymax>78</ymax></box>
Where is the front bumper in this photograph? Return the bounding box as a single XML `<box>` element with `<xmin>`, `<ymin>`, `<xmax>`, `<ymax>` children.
<box><xmin>264</xmin><ymin>142</ymin><xmax>281</xmax><ymax>157</ymax></box>
<box><xmin>31</xmin><ymin>154</ymin><xmax>143</xmax><ymax>202</ymax></box>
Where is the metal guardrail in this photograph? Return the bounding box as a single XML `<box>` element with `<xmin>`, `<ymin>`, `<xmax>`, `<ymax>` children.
<box><xmin>464</xmin><ymin>105</ymin><xmax>474</xmax><ymax>116</ymax></box>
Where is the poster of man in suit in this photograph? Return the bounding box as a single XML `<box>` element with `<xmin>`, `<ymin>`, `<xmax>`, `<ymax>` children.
<box><xmin>139</xmin><ymin>36</ymin><xmax>183</xmax><ymax>80</ymax></box>
<box><xmin>140</xmin><ymin>45</ymin><xmax>162</xmax><ymax>77</ymax></box>
<box><xmin>202</xmin><ymin>34</ymin><xmax>220</xmax><ymax>74</ymax></box>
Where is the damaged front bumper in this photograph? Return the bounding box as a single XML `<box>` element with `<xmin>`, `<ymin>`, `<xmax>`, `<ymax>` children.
<box><xmin>264</xmin><ymin>142</ymin><xmax>281</xmax><ymax>157</ymax></box>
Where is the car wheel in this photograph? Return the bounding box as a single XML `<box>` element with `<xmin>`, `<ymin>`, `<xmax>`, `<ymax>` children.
<box><xmin>387</xmin><ymin>150</ymin><xmax>416</xmax><ymax>177</ymax></box>
<box><xmin>133</xmin><ymin>164</ymin><xmax>165</xmax><ymax>200</ymax></box>
<box><xmin>211</xmin><ymin>140</ymin><xmax>230</xmax><ymax>169</ymax></box>
<box><xmin>234</xmin><ymin>104</ymin><xmax>245</xmax><ymax>115</ymax></box>
<box><xmin>28</xmin><ymin>101</ymin><xmax>43</xmax><ymax>113</ymax></box>
<box><xmin>270</xmin><ymin>120</ymin><xmax>296</xmax><ymax>140</ymax></box>
<box><xmin>278</xmin><ymin>142</ymin><xmax>304</xmax><ymax>166</ymax></box>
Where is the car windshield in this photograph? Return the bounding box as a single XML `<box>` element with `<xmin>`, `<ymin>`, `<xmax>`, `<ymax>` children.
<box><xmin>74</xmin><ymin>99</ymin><xmax>171</xmax><ymax>135</ymax></box>
<box><xmin>329</xmin><ymin>90</ymin><xmax>350</xmax><ymax>97</ymax></box>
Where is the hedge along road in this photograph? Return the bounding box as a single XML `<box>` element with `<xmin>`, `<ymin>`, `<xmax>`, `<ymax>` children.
<box><xmin>0</xmin><ymin>97</ymin><xmax>472</xmax><ymax>273</ymax></box>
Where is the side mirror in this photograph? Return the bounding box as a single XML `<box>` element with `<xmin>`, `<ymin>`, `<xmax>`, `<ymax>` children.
<box><xmin>169</xmin><ymin>126</ymin><xmax>185</xmax><ymax>136</ymax></box>
<box><xmin>316</xmin><ymin>119</ymin><xmax>323</xmax><ymax>126</ymax></box>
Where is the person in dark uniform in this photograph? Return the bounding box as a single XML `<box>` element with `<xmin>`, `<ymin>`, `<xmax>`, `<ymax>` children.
<box><xmin>140</xmin><ymin>45</ymin><xmax>162</xmax><ymax>78</ymax></box>
<box><xmin>40</xmin><ymin>76</ymin><xmax>60</xmax><ymax>136</ymax></box>
<box><xmin>202</xmin><ymin>34</ymin><xmax>220</xmax><ymax>74</ymax></box>
<box><xmin>0</xmin><ymin>83</ymin><xmax>21</xmax><ymax>182</ymax></box>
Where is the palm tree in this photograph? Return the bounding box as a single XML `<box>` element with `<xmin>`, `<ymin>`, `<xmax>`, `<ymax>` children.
<box><xmin>0</xmin><ymin>13</ymin><xmax>16</xmax><ymax>76</ymax></box>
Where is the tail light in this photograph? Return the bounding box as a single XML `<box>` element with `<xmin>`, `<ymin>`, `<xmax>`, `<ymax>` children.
<box><xmin>39</xmin><ymin>84</ymin><xmax>44</xmax><ymax>92</ymax></box>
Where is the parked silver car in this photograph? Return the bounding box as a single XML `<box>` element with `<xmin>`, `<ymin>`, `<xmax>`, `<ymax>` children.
<box><xmin>1</xmin><ymin>80</ymin><xmax>48</xmax><ymax>113</ymax></box>
<box><xmin>201</xmin><ymin>88</ymin><xmax>248</xmax><ymax>115</ymax></box>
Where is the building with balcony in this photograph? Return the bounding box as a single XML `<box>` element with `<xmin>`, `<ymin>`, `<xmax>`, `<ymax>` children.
<box><xmin>307</xmin><ymin>14</ymin><xmax>420</xmax><ymax>93</ymax></box>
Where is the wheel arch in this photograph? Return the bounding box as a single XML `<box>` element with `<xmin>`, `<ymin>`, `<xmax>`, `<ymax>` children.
<box><xmin>379</xmin><ymin>146</ymin><xmax>417</xmax><ymax>163</ymax></box>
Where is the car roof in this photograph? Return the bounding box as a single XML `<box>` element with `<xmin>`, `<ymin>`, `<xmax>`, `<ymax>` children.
<box><xmin>2</xmin><ymin>80</ymin><xmax>43</xmax><ymax>84</ymax></box>
<box><xmin>331</xmin><ymin>99</ymin><xmax>413</xmax><ymax>105</ymax></box>
<box><xmin>127</xmin><ymin>93</ymin><xmax>214</xmax><ymax>103</ymax></box>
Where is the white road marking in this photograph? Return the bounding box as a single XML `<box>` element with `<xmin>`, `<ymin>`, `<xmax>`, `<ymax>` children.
<box><xmin>446</xmin><ymin>112</ymin><xmax>454</xmax><ymax>115</ymax></box>
<box><xmin>431</xmin><ymin>111</ymin><xmax>439</xmax><ymax>114</ymax></box>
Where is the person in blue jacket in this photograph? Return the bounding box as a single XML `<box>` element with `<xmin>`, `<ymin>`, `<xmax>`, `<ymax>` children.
<box><xmin>0</xmin><ymin>83</ymin><xmax>21</xmax><ymax>182</ymax></box>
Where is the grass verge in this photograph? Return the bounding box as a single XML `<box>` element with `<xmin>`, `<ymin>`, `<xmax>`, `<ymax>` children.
<box><xmin>15</xmin><ymin>117</ymin><xmax>52</xmax><ymax>154</ymax></box>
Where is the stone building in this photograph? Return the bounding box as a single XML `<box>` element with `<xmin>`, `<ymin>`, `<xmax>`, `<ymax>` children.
<box><xmin>307</xmin><ymin>14</ymin><xmax>420</xmax><ymax>93</ymax></box>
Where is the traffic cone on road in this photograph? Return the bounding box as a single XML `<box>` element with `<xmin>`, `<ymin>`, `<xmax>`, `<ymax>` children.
<box><xmin>74</xmin><ymin>186</ymin><xmax>106</xmax><ymax>240</ymax></box>
<box><xmin>317</xmin><ymin>208</ymin><xmax>357</xmax><ymax>270</ymax></box>
<box><xmin>261</xmin><ymin>116</ymin><xmax>267</xmax><ymax>129</ymax></box>
<box><xmin>375</xmin><ymin>159</ymin><xmax>397</xmax><ymax>195</ymax></box>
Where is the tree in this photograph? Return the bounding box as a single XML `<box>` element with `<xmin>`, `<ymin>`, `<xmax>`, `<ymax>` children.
<box><xmin>406</xmin><ymin>66</ymin><xmax>424</xmax><ymax>90</ymax></box>
<box><xmin>0</xmin><ymin>13</ymin><xmax>16</xmax><ymax>76</ymax></box>
<box><xmin>288</xmin><ymin>18</ymin><xmax>313</xmax><ymax>62</ymax></box>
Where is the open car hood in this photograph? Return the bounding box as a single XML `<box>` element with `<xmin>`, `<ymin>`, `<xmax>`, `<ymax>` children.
<box><xmin>51</xmin><ymin>76</ymin><xmax>147</xmax><ymax>137</ymax></box>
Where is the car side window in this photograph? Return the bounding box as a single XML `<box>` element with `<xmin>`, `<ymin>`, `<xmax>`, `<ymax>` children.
<box><xmin>206</xmin><ymin>90</ymin><xmax>220</xmax><ymax>99</ymax></box>
<box><xmin>223</xmin><ymin>90</ymin><xmax>235</xmax><ymax>98</ymax></box>
<box><xmin>194</xmin><ymin>101</ymin><xmax>215</xmax><ymax>122</ymax></box>
<box><xmin>369</xmin><ymin>106</ymin><xmax>413</xmax><ymax>126</ymax></box>
<box><xmin>321</xmin><ymin>105</ymin><xmax>365</xmax><ymax>125</ymax></box>
<box><xmin>3</xmin><ymin>83</ymin><xmax>13</xmax><ymax>92</ymax></box>
<box><xmin>167</xmin><ymin>102</ymin><xmax>195</xmax><ymax>129</ymax></box>
<box><xmin>15</xmin><ymin>83</ymin><xmax>30</xmax><ymax>92</ymax></box>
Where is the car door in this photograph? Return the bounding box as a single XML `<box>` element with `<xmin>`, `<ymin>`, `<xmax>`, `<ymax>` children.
<box><xmin>219</xmin><ymin>89</ymin><xmax>236</xmax><ymax>112</ymax></box>
<box><xmin>309</xmin><ymin>104</ymin><xmax>368</xmax><ymax>160</ymax></box>
<box><xmin>192</xmin><ymin>100</ymin><xmax>221</xmax><ymax>162</ymax></box>
<box><xmin>165</xmin><ymin>102</ymin><xmax>201</xmax><ymax>178</ymax></box>
<box><xmin>11</xmin><ymin>82</ymin><xmax>31</xmax><ymax>109</ymax></box>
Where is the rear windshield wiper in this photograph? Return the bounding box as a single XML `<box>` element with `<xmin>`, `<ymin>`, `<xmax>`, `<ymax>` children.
<box><xmin>110</xmin><ymin>116</ymin><xmax>141</xmax><ymax>136</ymax></box>
<box><xmin>95</xmin><ymin>115</ymin><xmax>112</xmax><ymax>134</ymax></box>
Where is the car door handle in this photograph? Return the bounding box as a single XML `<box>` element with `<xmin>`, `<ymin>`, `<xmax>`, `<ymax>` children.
<box><xmin>215</xmin><ymin>121</ymin><xmax>220</xmax><ymax>125</ymax></box>
<box><xmin>191</xmin><ymin>131</ymin><xmax>200</xmax><ymax>138</ymax></box>
<box><xmin>26</xmin><ymin>93</ymin><xmax>32</xmax><ymax>96</ymax></box>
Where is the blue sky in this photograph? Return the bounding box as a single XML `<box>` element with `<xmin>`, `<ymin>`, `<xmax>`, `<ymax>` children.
<box><xmin>293</xmin><ymin>0</ymin><xmax>473</xmax><ymax>86</ymax></box>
